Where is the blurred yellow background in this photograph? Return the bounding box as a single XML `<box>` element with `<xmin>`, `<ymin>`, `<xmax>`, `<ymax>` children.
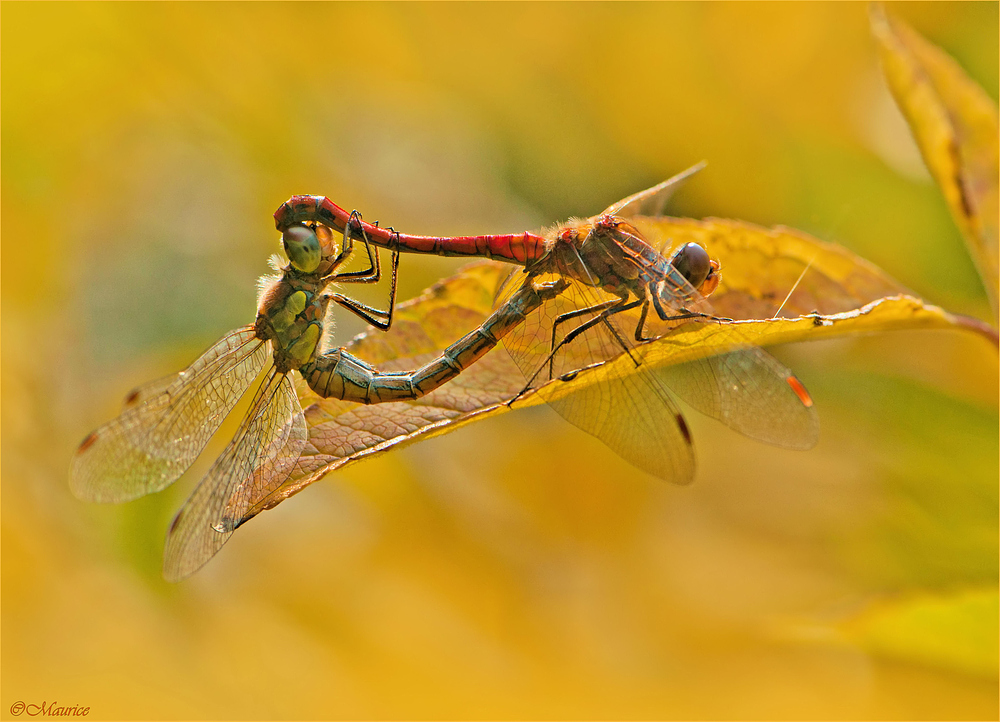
<box><xmin>2</xmin><ymin>3</ymin><xmax>997</xmax><ymax>719</ymax></box>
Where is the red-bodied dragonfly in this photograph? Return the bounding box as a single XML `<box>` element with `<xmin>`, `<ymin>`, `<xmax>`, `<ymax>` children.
<box><xmin>71</xmin><ymin>218</ymin><xmax>567</xmax><ymax>581</ymax></box>
<box><xmin>274</xmin><ymin>164</ymin><xmax>819</xmax><ymax>483</ymax></box>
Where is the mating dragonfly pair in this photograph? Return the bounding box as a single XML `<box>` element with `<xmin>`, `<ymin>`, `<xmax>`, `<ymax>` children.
<box><xmin>71</xmin><ymin>165</ymin><xmax>818</xmax><ymax>581</ymax></box>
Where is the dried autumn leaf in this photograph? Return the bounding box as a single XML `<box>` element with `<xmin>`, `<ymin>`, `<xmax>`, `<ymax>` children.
<box><xmin>871</xmin><ymin>4</ymin><xmax>1000</xmax><ymax>320</ymax></box>
<box><xmin>631</xmin><ymin>216</ymin><xmax>914</xmax><ymax>318</ymax></box>
<box><xmin>254</xmin><ymin>217</ymin><xmax>996</xmax><ymax>515</ymax></box>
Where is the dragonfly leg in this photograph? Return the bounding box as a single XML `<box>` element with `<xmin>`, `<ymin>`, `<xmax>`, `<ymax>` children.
<box><xmin>525</xmin><ymin>294</ymin><xmax>645</xmax><ymax>391</ymax></box>
<box><xmin>324</xmin><ymin>210</ymin><xmax>360</xmax><ymax>271</ymax></box>
<box><xmin>548</xmin><ymin>298</ymin><xmax>619</xmax><ymax>370</ymax></box>
<box><xmin>650</xmin><ymin>282</ymin><xmax>730</xmax><ymax>324</ymax></box>
<box><xmin>634</xmin><ymin>297</ymin><xmax>652</xmax><ymax>341</ymax></box>
<box><xmin>324</xmin><ymin>217</ymin><xmax>401</xmax><ymax>331</ymax></box>
<box><xmin>329</xmin><ymin>292</ymin><xmax>396</xmax><ymax>331</ymax></box>
<box><xmin>545</xmin><ymin>295</ymin><xmax>643</xmax><ymax>380</ymax></box>
<box><xmin>330</xmin><ymin>212</ymin><xmax>388</xmax><ymax>284</ymax></box>
<box><xmin>598</xmin><ymin>314</ymin><xmax>641</xmax><ymax>369</ymax></box>
<box><xmin>302</xmin><ymin>277</ymin><xmax>569</xmax><ymax>403</ymax></box>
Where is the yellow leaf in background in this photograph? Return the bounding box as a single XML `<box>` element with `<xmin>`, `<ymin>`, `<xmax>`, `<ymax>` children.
<box><xmin>256</xmin><ymin>218</ymin><xmax>997</xmax><ymax>516</ymax></box>
<box><xmin>843</xmin><ymin>587</ymin><xmax>999</xmax><ymax>679</ymax></box>
<box><xmin>871</xmin><ymin>4</ymin><xmax>1000</xmax><ymax>321</ymax></box>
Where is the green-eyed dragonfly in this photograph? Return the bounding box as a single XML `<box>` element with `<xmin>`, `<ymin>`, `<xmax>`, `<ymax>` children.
<box><xmin>71</xmin><ymin>218</ymin><xmax>567</xmax><ymax>581</ymax></box>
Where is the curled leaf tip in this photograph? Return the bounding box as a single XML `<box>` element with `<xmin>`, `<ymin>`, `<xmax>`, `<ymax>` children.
<box><xmin>870</xmin><ymin>4</ymin><xmax>1000</xmax><ymax>323</ymax></box>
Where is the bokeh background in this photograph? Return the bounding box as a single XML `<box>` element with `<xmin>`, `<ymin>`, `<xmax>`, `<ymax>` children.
<box><xmin>3</xmin><ymin>3</ymin><xmax>997</xmax><ymax>719</ymax></box>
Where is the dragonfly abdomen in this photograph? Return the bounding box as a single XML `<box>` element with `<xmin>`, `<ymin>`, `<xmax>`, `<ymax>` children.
<box><xmin>300</xmin><ymin>276</ymin><xmax>569</xmax><ymax>404</ymax></box>
<box><xmin>275</xmin><ymin>195</ymin><xmax>548</xmax><ymax>265</ymax></box>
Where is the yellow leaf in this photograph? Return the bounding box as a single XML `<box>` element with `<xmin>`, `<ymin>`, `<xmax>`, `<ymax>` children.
<box><xmin>843</xmin><ymin>587</ymin><xmax>999</xmax><ymax>679</ymax></box>
<box><xmin>253</xmin><ymin>219</ymin><xmax>995</xmax><ymax>514</ymax></box>
<box><xmin>631</xmin><ymin>216</ymin><xmax>914</xmax><ymax>318</ymax></box>
<box><xmin>871</xmin><ymin>4</ymin><xmax>1000</xmax><ymax>320</ymax></box>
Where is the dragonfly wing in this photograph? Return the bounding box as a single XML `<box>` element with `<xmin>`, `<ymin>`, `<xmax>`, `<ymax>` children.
<box><xmin>502</xmin><ymin>277</ymin><xmax>696</xmax><ymax>483</ymax></box>
<box><xmin>602</xmin><ymin>161</ymin><xmax>707</xmax><ymax>218</ymax></box>
<box><xmin>547</xmin><ymin>365</ymin><xmax>696</xmax><ymax>484</ymax></box>
<box><xmin>501</xmin><ymin>277</ymin><xmax>633</xmax><ymax>382</ymax></box>
<box><xmin>70</xmin><ymin>326</ymin><xmax>268</xmax><ymax>503</ymax></box>
<box><xmin>119</xmin><ymin>372</ymin><xmax>179</xmax><ymax>410</ymax></box>
<box><xmin>594</xmin><ymin>219</ymin><xmax>819</xmax><ymax>448</ymax></box>
<box><xmin>162</xmin><ymin>369</ymin><xmax>306</xmax><ymax>582</ymax></box>
<box><xmin>655</xmin><ymin>346</ymin><xmax>819</xmax><ymax>450</ymax></box>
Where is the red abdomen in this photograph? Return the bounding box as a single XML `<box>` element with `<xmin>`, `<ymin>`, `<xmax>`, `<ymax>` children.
<box><xmin>275</xmin><ymin>195</ymin><xmax>547</xmax><ymax>265</ymax></box>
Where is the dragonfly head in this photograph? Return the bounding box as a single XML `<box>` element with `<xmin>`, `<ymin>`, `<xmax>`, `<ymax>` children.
<box><xmin>282</xmin><ymin>223</ymin><xmax>323</xmax><ymax>273</ymax></box>
<box><xmin>670</xmin><ymin>242</ymin><xmax>721</xmax><ymax>297</ymax></box>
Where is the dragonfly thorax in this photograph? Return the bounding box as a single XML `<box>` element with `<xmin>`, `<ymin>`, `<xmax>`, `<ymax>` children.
<box><xmin>548</xmin><ymin>215</ymin><xmax>653</xmax><ymax>296</ymax></box>
<box><xmin>255</xmin><ymin>274</ymin><xmax>332</xmax><ymax>373</ymax></box>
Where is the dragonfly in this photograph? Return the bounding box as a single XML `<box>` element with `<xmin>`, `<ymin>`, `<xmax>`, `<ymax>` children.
<box><xmin>274</xmin><ymin>164</ymin><xmax>819</xmax><ymax>483</ymax></box>
<box><xmin>71</xmin><ymin>216</ymin><xmax>568</xmax><ymax>581</ymax></box>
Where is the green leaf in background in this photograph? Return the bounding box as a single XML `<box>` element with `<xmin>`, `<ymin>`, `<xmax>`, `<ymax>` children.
<box><xmin>843</xmin><ymin>587</ymin><xmax>999</xmax><ymax>679</ymax></box>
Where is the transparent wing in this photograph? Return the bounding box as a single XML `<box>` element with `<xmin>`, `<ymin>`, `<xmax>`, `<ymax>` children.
<box><xmin>120</xmin><ymin>373</ymin><xmax>180</xmax><ymax>410</ymax></box>
<box><xmin>602</xmin><ymin>161</ymin><xmax>707</xmax><ymax>218</ymax></box>
<box><xmin>501</xmin><ymin>277</ymin><xmax>697</xmax><ymax>484</ymax></box>
<box><xmin>627</xmin><ymin>217</ymin><xmax>821</xmax><ymax>447</ymax></box>
<box><xmin>162</xmin><ymin>368</ymin><xmax>306</xmax><ymax>582</ymax></box>
<box><xmin>498</xmin><ymin>273</ymin><xmax>635</xmax><ymax>381</ymax></box>
<box><xmin>546</xmin><ymin>362</ymin><xmax>697</xmax><ymax>484</ymax></box>
<box><xmin>70</xmin><ymin>326</ymin><xmax>269</xmax><ymax>503</ymax></box>
<box><xmin>656</xmin><ymin>348</ymin><xmax>819</xmax><ymax>450</ymax></box>
<box><xmin>500</xmin><ymin>270</ymin><xmax>817</xmax><ymax>481</ymax></box>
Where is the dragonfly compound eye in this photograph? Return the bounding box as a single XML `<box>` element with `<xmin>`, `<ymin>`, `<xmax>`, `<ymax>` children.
<box><xmin>282</xmin><ymin>224</ymin><xmax>322</xmax><ymax>273</ymax></box>
<box><xmin>670</xmin><ymin>242</ymin><xmax>711</xmax><ymax>289</ymax></box>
